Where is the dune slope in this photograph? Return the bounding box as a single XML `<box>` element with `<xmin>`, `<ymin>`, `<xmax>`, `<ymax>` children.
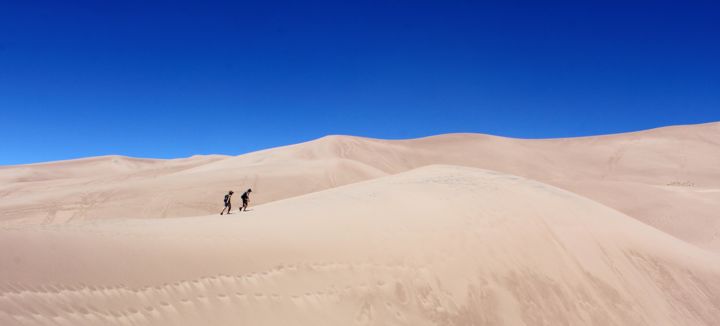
<box><xmin>1</xmin><ymin>122</ymin><xmax>718</xmax><ymax>251</ymax></box>
<box><xmin>1</xmin><ymin>166</ymin><xmax>719</xmax><ymax>325</ymax></box>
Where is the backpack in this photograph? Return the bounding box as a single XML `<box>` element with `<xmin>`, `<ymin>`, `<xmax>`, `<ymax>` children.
<box><xmin>224</xmin><ymin>194</ymin><xmax>230</xmax><ymax>204</ymax></box>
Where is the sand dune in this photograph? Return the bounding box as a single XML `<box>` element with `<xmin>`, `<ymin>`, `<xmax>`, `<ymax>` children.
<box><xmin>1</xmin><ymin>122</ymin><xmax>719</xmax><ymax>251</ymax></box>
<box><xmin>1</xmin><ymin>165</ymin><xmax>719</xmax><ymax>325</ymax></box>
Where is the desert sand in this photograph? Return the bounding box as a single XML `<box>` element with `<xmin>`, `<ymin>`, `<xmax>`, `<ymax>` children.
<box><xmin>1</xmin><ymin>122</ymin><xmax>719</xmax><ymax>325</ymax></box>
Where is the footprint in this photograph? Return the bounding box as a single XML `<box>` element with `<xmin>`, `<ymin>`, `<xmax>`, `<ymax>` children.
<box><xmin>394</xmin><ymin>283</ymin><xmax>408</xmax><ymax>304</ymax></box>
<box><xmin>355</xmin><ymin>300</ymin><xmax>373</xmax><ymax>324</ymax></box>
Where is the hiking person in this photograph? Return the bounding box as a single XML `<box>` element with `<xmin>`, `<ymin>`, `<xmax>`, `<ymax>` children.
<box><xmin>220</xmin><ymin>190</ymin><xmax>234</xmax><ymax>215</ymax></box>
<box><xmin>240</xmin><ymin>188</ymin><xmax>252</xmax><ymax>211</ymax></box>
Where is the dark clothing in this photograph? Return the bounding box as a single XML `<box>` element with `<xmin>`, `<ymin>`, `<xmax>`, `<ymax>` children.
<box><xmin>221</xmin><ymin>193</ymin><xmax>233</xmax><ymax>215</ymax></box>
<box><xmin>240</xmin><ymin>191</ymin><xmax>250</xmax><ymax>211</ymax></box>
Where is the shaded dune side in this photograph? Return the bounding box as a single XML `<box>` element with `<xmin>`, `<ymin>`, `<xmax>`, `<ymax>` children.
<box><xmin>1</xmin><ymin>122</ymin><xmax>719</xmax><ymax>250</ymax></box>
<box><xmin>1</xmin><ymin>166</ymin><xmax>719</xmax><ymax>325</ymax></box>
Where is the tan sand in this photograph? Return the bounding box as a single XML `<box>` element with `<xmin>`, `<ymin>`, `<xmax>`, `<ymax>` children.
<box><xmin>1</xmin><ymin>122</ymin><xmax>718</xmax><ymax>250</ymax></box>
<box><xmin>1</xmin><ymin>165</ymin><xmax>719</xmax><ymax>325</ymax></box>
<box><xmin>1</xmin><ymin>122</ymin><xmax>720</xmax><ymax>325</ymax></box>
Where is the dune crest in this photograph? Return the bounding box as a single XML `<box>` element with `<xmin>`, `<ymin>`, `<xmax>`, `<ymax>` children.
<box><xmin>2</xmin><ymin>165</ymin><xmax>719</xmax><ymax>325</ymax></box>
<box><xmin>1</xmin><ymin>122</ymin><xmax>719</xmax><ymax>251</ymax></box>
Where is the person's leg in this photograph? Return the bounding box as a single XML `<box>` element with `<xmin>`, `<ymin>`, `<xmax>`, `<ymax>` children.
<box><xmin>228</xmin><ymin>203</ymin><xmax>232</xmax><ymax>214</ymax></box>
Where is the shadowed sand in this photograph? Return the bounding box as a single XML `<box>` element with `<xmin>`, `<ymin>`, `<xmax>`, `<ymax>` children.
<box><xmin>1</xmin><ymin>122</ymin><xmax>719</xmax><ymax>251</ymax></box>
<box><xmin>2</xmin><ymin>165</ymin><xmax>720</xmax><ymax>325</ymax></box>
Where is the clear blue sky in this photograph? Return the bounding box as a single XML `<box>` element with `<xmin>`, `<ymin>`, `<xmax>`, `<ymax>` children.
<box><xmin>1</xmin><ymin>1</ymin><xmax>719</xmax><ymax>165</ymax></box>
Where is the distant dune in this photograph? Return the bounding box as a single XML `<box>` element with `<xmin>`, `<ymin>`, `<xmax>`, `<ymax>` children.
<box><xmin>1</xmin><ymin>123</ymin><xmax>720</xmax><ymax>325</ymax></box>
<box><xmin>1</xmin><ymin>122</ymin><xmax>718</xmax><ymax>251</ymax></box>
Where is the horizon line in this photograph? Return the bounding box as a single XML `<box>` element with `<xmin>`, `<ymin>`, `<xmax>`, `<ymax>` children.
<box><xmin>4</xmin><ymin>120</ymin><xmax>718</xmax><ymax>167</ymax></box>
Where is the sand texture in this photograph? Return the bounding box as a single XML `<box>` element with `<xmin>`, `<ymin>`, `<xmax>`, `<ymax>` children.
<box><xmin>1</xmin><ymin>122</ymin><xmax>719</xmax><ymax>325</ymax></box>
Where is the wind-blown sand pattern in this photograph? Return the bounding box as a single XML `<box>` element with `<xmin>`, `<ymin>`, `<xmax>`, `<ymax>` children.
<box><xmin>1</xmin><ymin>122</ymin><xmax>719</xmax><ymax>251</ymax></box>
<box><xmin>1</xmin><ymin>123</ymin><xmax>720</xmax><ymax>325</ymax></box>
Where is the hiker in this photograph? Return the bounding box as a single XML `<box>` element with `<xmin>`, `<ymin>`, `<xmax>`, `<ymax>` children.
<box><xmin>240</xmin><ymin>188</ymin><xmax>252</xmax><ymax>211</ymax></box>
<box><xmin>220</xmin><ymin>190</ymin><xmax>234</xmax><ymax>215</ymax></box>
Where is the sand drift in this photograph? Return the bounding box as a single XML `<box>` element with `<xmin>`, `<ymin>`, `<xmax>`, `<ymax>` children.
<box><xmin>1</xmin><ymin>123</ymin><xmax>720</xmax><ymax>325</ymax></box>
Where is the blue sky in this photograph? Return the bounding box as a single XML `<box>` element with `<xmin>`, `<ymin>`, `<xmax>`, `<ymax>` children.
<box><xmin>1</xmin><ymin>1</ymin><xmax>719</xmax><ymax>165</ymax></box>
